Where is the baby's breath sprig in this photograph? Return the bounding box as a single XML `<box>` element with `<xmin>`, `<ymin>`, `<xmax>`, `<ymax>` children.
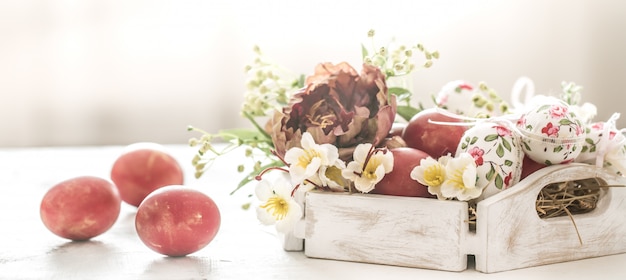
<box><xmin>473</xmin><ymin>82</ymin><xmax>512</xmax><ymax>118</ymax></box>
<box><xmin>188</xmin><ymin>46</ymin><xmax>305</xmax><ymax>194</ymax></box>
<box><xmin>363</xmin><ymin>29</ymin><xmax>439</xmax><ymax>79</ymax></box>
<box><xmin>242</xmin><ymin>46</ymin><xmax>304</xmax><ymax>118</ymax></box>
<box><xmin>362</xmin><ymin>29</ymin><xmax>439</xmax><ymax>121</ymax></box>
<box><xmin>187</xmin><ymin>119</ymin><xmax>282</xmax><ymax>195</ymax></box>
<box><xmin>560</xmin><ymin>81</ymin><xmax>583</xmax><ymax>106</ymax></box>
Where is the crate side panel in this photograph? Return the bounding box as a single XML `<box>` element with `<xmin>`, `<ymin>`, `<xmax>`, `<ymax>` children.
<box><xmin>304</xmin><ymin>192</ymin><xmax>469</xmax><ymax>271</ymax></box>
<box><xmin>476</xmin><ymin>165</ymin><xmax>626</xmax><ymax>273</ymax></box>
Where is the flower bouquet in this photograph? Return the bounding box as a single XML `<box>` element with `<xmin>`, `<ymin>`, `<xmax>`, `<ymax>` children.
<box><xmin>188</xmin><ymin>30</ymin><xmax>626</xmax><ymax>273</ymax></box>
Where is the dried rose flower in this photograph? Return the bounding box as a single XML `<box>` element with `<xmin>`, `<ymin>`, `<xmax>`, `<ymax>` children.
<box><xmin>267</xmin><ymin>62</ymin><xmax>397</xmax><ymax>161</ymax></box>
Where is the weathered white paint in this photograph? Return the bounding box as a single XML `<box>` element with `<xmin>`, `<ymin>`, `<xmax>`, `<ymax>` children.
<box><xmin>287</xmin><ymin>163</ymin><xmax>626</xmax><ymax>273</ymax></box>
<box><xmin>302</xmin><ymin>192</ymin><xmax>469</xmax><ymax>271</ymax></box>
<box><xmin>474</xmin><ymin>163</ymin><xmax>626</xmax><ymax>273</ymax></box>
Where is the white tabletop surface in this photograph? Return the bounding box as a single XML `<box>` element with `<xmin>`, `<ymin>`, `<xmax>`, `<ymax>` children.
<box><xmin>1</xmin><ymin>144</ymin><xmax>625</xmax><ymax>280</ymax></box>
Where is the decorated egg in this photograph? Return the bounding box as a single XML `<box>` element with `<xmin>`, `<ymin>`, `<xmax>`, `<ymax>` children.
<box><xmin>456</xmin><ymin>121</ymin><xmax>524</xmax><ymax>199</ymax></box>
<box><xmin>435</xmin><ymin>80</ymin><xmax>477</xmax><ymax>116</ymax></box>
<box><xmin>436</xmin><ymin>80</ymin><xmax>509</xmax><ymax>118</ymax></box>
<box><xmin>576</xmin><ymin>117</ymin><xmax>626</xmax><ymax>175</ymax></box>
<box><xmin>516</xmin><ymin>97</ymin><xmax>585</xmax><ymax>165</ymax></box>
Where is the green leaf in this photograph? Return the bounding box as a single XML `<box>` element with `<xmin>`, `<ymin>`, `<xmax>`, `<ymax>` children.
<box><xmin>536</xmin><ymin>104</ymin><xmax>551</xmax><ymax>112</ymax></box>
<box><xmin>581</xmin><ymin>146</ymin><xmax>589</xmax><ymax>153</ymax></box>
<box><xmin>495</xmin><ymin>174</ymin><xmax>504</xmax><ymax>189</ymax></box>
<box><xmin>470</xmin><ymin>136</ymin><xmax>479</xmax><ymax>145</ymax></box>
<box><xmin>486</xmin><ymin>166</ymin><xmax>496</xmax><ymax>180</ymax></box>
<box><xmin>484</xmin><ymin>134</ymin><xmax>498</xmax><ymax>142</ymax></box>
<box><xmin>388</xmin><ymin>87</ymin><xmax>412</xmax><ymax>103</ymax></box>
<box><xmin>461</xmin><ymin>143</ymin><xmax>468</xmax><ymax>150</ymax></box>
<box><xmin>553</xmin><ymin>145</ymin><xmax>563</xmax><ymax>153</ymax></box>
<box><xmin>296</xmin><ymin>74</ymin><xmax>306</xmax><ymax>88</ymax></box>
<box><xmin>361</xmin><ymin>43</ymin><xmax>369</xmax><ymax>59</ymax></box>
<box><xmin>559</xmin><ymin>119</ymin><xmax>573</xmax><ymax>125</ymax></box>
<box><xmin>504</xmin><ymin>159</ymin><xmax>513</xmax><ymax>166</ymax></box>
<box><xmin>502</xmin><ymin>138</ymin><xmax>511</xmax><ymax>152</ymax></box>
<box><xmin>523</xmin><ymin>141</ymin><xmax>532</xmax><ymax>151</ymax></box>
<box><xmin>396</xmin><ymin>105</ymin><xmax>421</xmax><ymax>122</ymax></box>
<box><xmin>496</xmin><ymin>144</ymin><xmax>505</xmax><ymax>157</ymax></box>
<box><xmin>585</xmin><ymin>138</ymin><xmax>595</xmax><ymax>145</ymax></box>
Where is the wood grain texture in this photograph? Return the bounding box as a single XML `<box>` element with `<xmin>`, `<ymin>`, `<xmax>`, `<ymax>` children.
<box><xmin>474</xmin><ymin>163</ymin><xmax>626</xmax><ymax>273</ymax></box>
<box><xmin>302</xmin><ymin>192</ymin><xmax>469</xmax><ymax>271</ymax></box>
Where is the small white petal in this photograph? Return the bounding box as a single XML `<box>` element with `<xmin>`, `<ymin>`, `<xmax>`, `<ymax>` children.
<box><xmin>354</xmin><ymin>176</ymin><xmax>376</xmax><ymax>193</ymax></box>
<box><xmin>353</xmin><ymin>143</ymin><xmax>373</xmax><ymax>163</ymax></box>
<box><xmin>256</xmin><ymin>206</ymin><xmax>276</xmax><ymax>225</ymax></box>
<box><xmin>275</xmin><ymin>200</ymin><xmax>303</xmax><ymax>233</ymax></box>
<box><xmin>254</xmin><ymin>179</ymin><xmax>273</xmax><ymax>201</ymax></box>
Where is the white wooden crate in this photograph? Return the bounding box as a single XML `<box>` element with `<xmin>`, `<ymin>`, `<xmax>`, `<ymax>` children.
<box><xmin>283</xmin><ymin>163</ymin><xmax>626</xmax><ymax>273</ymax></box>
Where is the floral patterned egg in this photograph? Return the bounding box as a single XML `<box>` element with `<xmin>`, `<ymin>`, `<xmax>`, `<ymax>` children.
<box><xmin>436</xmin><ymin>80</ymin><xmax>508</xmax><ymax>118</ymax></box>
<box><xmin>456</xmin><ymin>121</ymin><xmax>524</xmax><ymax>199</ymax></box>
<box><xmin>435</xmin><ymin>80</ymin><xmax>477</xmax><ymax>116</ymax></box>
<box><xmin>576</xmin><ymin>120</ymin><xmax>626</xmax><ymax>175</ymax></box>
<box><xmin>516</xmin><ymin>97</ymin><xmax>585</xmax><ymax>165</ymax></box>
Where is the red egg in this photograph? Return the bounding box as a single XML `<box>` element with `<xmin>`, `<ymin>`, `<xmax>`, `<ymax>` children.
<box><xmin>111</xmin><ymin>143</ymin><xmax>184</xmax><ymax>207</ymax></box>
<box><xmin>135</xmin><ymin>185</ymin><xmax>221</xmax><ymax>257</ymax></box>
<box><xmin>40</xmin><ymin>176</ymin><xmax>121</xmax><ymax>241</ymax></box>
<box><xmin>373</xmin><ymin>147</ymin><xmax>434</xmax><ymax>197</ymax></box>
<box><xmin>402</xmin><ymin>108</ymin><xmax>467</xmax><ymax>158</ymax></box>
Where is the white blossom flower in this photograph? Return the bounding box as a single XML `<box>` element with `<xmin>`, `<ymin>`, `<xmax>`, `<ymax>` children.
<box><xmin>284</xmin><ymin>132</ymin><xmax>339</xmax><ymax>185</ymax></box>
<box><xmin>318</xmin><ymin>159</ymin><xmax>348</xmax><ymax>191</ymax></box>
<box><xmin>255</xmin><ymin>177</ymin><xmax>302</xmax><ymax>234</ymax></box>
<box><xmin>342</xmin><ymin>143</ymin><xmax>393</xmax><ymax>193</ymax></box>
<box><xmin>410</xmin><ymin>155</ymin><xmax>452</xmax><ymax>200</ymax></box>
<box><xmin>440</xmin><ymin>153</ymin><xmax>481</xmax><ymax>201</ymax></box>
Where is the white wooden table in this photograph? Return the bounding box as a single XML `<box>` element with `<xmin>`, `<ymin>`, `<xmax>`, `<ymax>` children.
<box><xmin>1</xmin><ymin>145</ymin><xmax>625</xmax><ymax>279</ymax></box>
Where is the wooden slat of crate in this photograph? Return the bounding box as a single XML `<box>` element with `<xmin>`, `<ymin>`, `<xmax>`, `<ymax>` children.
<box><xmin>474</xmin><ymin>164</ymin><xmax>626</xmax><ymax>273</ymax></box>
<box><xmin>303</xmin><ymin>192</ymin><xmax>470</xmax><ymax>271</ymax></box>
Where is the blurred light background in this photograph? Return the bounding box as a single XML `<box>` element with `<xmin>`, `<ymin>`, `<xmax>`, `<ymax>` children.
<box><xmin>1</xmin><ymin>0</ymin><xmax>625</xmax><ymax>147</ymax></box>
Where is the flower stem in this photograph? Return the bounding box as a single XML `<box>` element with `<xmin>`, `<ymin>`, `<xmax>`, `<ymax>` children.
<box><xmin>243</xmin><ymin>111</ymin><xmax>273</xmax><ymax>143</ymax></box>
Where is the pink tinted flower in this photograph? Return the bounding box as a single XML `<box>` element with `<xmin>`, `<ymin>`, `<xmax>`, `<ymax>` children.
<box><xmin>267</xmin><ymin>62</ymin><xmax>396</xmax><ymax>161</ymax></box>
<box><xmin>468</xmin><ymin>146</ymin><xmax>485</xmax><ymax>166</ymax></box>
<box><xmin>549</xmin><ymin>105</ymin><xmax>568</xmax><ymax>118</ymax></box>
<box><xmin>541</xmin><ymin>122</ymin><xmax>559</xmax><ymax>137</ymax></box>
<box><xmin>495</xmin><ymin>125</ymin><xmax>512</xmax><ymax>137</ymax></box>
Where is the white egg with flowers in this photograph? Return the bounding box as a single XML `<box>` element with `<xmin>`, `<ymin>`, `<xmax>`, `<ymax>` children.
<box><xmin>516</xmin><ymin>97</ymin><xmax>586</xmax><ymax>165</ymax></box>
<box><xmin>456</xmin><ymin>121</ymin><xmax>524</xmax><ymax>199</ymax></box>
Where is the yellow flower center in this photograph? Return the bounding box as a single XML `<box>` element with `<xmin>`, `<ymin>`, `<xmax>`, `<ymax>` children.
<box><xmin>260</xmin><ymin>196</ymin><xmax>289</xmax><ymax>221</ymax></box>
<box><xmin>324</xmin><ymin>165</ymin><xmax>344</xmax><ymax>185</ymax></box>
<box><xmin>297</xmin><ymin>149</ymin><xmax>321</xmax><ymax>168</ymax></box>
<box><xmin>423</xmin><ymin>164</ymin><xmax>445</xmax><ymax>187</ymax></box>
<box><xmin>363</xmin><ymin>157</ymin><xmax>381</xmax><ymax>180</ymax></box>
<box><xmin>448</xmin><ymin>168</ymin><xmax>466</xmax><ymax>190</ymax></box>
